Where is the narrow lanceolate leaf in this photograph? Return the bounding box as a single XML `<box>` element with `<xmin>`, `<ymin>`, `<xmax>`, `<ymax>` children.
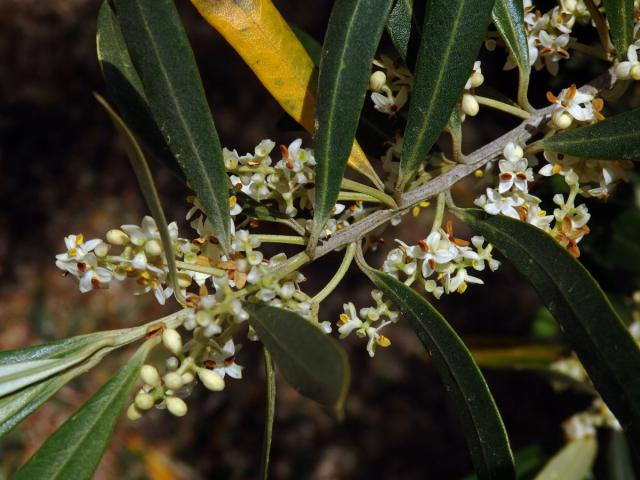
<box><xmin>492</xmin><ymin>0</ymin><xmax>530</xmax><ymax>107</ymax></box>
<box><xmin>603</xmin><ymin>0</ymin><xmax>635</xmax><ymax>59</ymax></box>
<box><xmin>363</xmin><ymin>269</ymin><xmax>515</xmax><ymax>480</ymax></box>
<box><xmin>246</xmin><ymin>304</ymin><xmax>350</xmax><ymax>419</ymax></box>
<box><xmin>456</xmin><ymin>209</ymin><xmax>640</xmax><ymax>453</ymax></box>
<box><xmin>95</xmin><ymin>93</ymin><xmax>182</xmax><ymax>303</ymax></box>
<box><xmin>538</xmin><ymin>107</ymin><xmax>640</xmax><ymax>160</ymax></box>
<box><xmin>190</xmin><ymin>0</ymin><xmax>384</xmax><ymax>190</ymax></box>
<box><xmin>311</xmin><ymin>0</ymin><xmax>393</xmax><ymax>248</ymax></box>
<box><xmin>259</xmin><ymin>346</ymin><xmax>276</xmax><ymax>480</ymax></box>
<box><xmin>96</xmin><ymin>1</ymin><xmax>182</xmax><ymax>178</ymax></box>
<box><xmin>113</xmin><ymin>0</ymin><xmax>231</xmax><ymax>249</ymax></box>
<box><xmin>386</xmin><ymin>0</ymin><xmax>425</xmax><ymax>68</ymax></box>
<box><xmin>12</xmin><ymin>341</ymin><xmax>152</xmax><ymax>480</ymax></box>
<box><xmin>398</xmin><ymin>0</ymin><xmax>495</xmax><ymax>191</ymax></box>
<box><xmin>533</xmin><ymin>438</ymin><xmax>597</xmax><ymax>480</ymax></box>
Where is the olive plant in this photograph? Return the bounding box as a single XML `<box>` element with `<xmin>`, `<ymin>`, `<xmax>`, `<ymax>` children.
<box><xmin>3</xmin><ymin>0</ymin><xmax>640</xmax><ymax>478</ymax></box>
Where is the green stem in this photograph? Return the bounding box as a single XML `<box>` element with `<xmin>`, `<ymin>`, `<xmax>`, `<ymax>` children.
<box><xmin>253</xmin><ymin>234</ymin><xmax>306</xmax><ymax>245</ymax></box>
<box><xmin>340</xmin><ymin>178</ymin><xmax>397</xmax><ymax>208</ymax></box>
<box><xmin>175</xmin><ymin>260</ymin><xmax>224</xmax><ymax>276</ymax></box>
<box><xmin>517</xmin><ymin>71</ymin><xmax>534</xmax><ymax>112</ymax></box>
<box><xmin>430</xmin><ymin>193</ymin><xmax>446</xmax><ymax>233</ymax></box>
<box><xmin>311</xmin><ymin>243</ymin><xmax>356</xmax><ymax>303</ymax></box>
<box><xmin>259</xmin><ymin>346</ymin><xmax>276</xmax><ymax>480</ymax></box>
<box><xmin>337</xmin><ymin>191</ymin><xmax>382</xmax><ymax>203</ymax></box>
<box><xmin>568</xmin><ymin>39</ymin><xmax>609</xmax><ymax>61</ymax></box>
<box><xmin>475</xmin><ymin>95</ymin><xmax>531</xmax><ymax>119</ymax></box>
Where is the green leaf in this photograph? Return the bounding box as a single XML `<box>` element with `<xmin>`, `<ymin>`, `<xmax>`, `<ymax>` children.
<box><xmin>311</xmin><ymin>0</ymin><xmax>393</xmax><ymax>249</ymax></box>
<box><xmin>464</xmin><ymin>444</ymin><xmax>547</xmax><ymax>480</ymax></box>
<box><xmin>607</xmin><ymin>430</ymin><xmax>636</xmax><ymax>479</ymax></box>
<box><xmin>386</xmin><ymin>0</ymin><xmax>425</xmax><ymax>68</ymax></box>
<box><xmin>538</xmin><ymin>107</ymin><xmax>640</xmax><ymax>160</ymax></box>
<box><xmin>492</xmin><ymin>0</ymin><xmax>529</xmax><ymax>74</ymax></box>
<box><xmin>467</xmin><ymin>339</ymin><xmax>565</xmax><ymax>370</ymax></box>
<box><xmin>113</xmin><ymin>0</ymin><xmax>231</xmax><ymax>249</ymax></box>
<box><xmin>96</xmin><ymin>1</ymin><xmax>182</xmax><ymax>178</ymax></box>
<box><xmin>94</xmin><ymin>93</ymin><xmax>182</xmax><ymax>303</ymax></box>
<box><xmin>397</xmin><ymin>0</ymin><xmax>495</xmax><ymax>190</ymax></box>
<box><xmin>362</xmin><ymin>269</ymin><xmax>515</xmax><ymax>480</ymax></box>
<box><xmin>491</xmin><ymin>0</ymin><xmax>530</xmax><ymax>107</ymax></box>
<box><xmin>259</xmin><ymin>346</ymin><xmax>276</xmax><ymax>480</ymax></box>
<box><xmin>455</xmin><ymin>209</ymin><xmax>640</xmax><ymax>454</ymax></box>
<box><xmin>533</xmin><ymin>438</ymin><xmax>597</xmax><ymax>480</ymax></box>
<box><xmin>607</xmin><ymin>209</ymin><xmax>640</xmax><ymax>274</ymax></box>
<box><xmin>603</xmin><ymin>0</ymin><xmax>635</xmax><ymax>59</ymax></box>
<box><xmin>11</xmin><ymin>341</ymin><xmax>152</xmax><ymax>480</ymax></box>
<box><xmin>246</xmin><ymin>304</ymin><xmax>350</xmax><ymax>419</ymax></box>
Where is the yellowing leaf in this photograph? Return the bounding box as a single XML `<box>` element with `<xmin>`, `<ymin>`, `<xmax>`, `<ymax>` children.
<box><xmin>190</xmin><ymin>0</ymin><xmax>383</xmax><ymax>189</ymax></box>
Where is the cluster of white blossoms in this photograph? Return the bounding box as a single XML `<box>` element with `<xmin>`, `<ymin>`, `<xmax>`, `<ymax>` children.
<box><xmin>546</xmin><ymin>83</ymin><xmax>604</xmax><ymax>130</ymax></box>
<box><xmin>338</xmin><ymin>290</ymin><xmax>399</xmax><ymax>357</ymax></box>
<box><xmin>383</xmin><ymin>221</ymin><xmax>500</xmax><ymax>299</ymax></box>
<box><xmin>368</xmin><ymin>54</ymin><xmax>413</xmax><ymax>116</ymax></box>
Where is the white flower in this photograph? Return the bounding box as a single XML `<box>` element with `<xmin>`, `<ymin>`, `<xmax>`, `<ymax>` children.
<box><xmin>56</xmin><ymin>252</ymin><xmax>113</xmax><ymax>293</ymax></box>
<box><xmin>475</xmin><ymin>188</ymin><xmax>524</xmax><ymax>218</ymax></box>
<box><xmin>209</xmin><ymin>340</ymin><xmax>243</xmax><ymax>379</ymax></box>
<box><xmin>547</xmin><ymin>84</ymin><xmax>603</xmax><ymax>128</ymax></box>
<box><xmin>615</xmin><ymin>43</ymin><xmax>640</xmax><ymax>80</ymax></box>
<box><xmin>55</xmin><ymin>234</ymin><xmax>103</xmax><ymax>263</ymax></box>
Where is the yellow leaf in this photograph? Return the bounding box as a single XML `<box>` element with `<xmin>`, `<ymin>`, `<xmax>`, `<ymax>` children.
<box><xmin>190</xmin><ymin>0</ymin><xmax>384</xmax><ymax>190</ymax></box>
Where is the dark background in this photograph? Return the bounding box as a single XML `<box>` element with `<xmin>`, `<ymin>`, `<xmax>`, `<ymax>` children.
<box><xmin>0</xmin><ymin>1</ymin><xmax>636</xmax><ymax>478</ymax></box>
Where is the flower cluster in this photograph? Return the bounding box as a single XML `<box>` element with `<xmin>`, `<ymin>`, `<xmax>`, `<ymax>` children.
<box><xmin>383</xmin><ymin>221</ymin><xmax>500</xmax><ymax>299</ymax></box>
<box><xmin>546</xmin><ymin>84</ymin><xmax>604</xmax><ymax>130</ymax></box>
<box><xmin>368</xmin><ymin>54</ymin><xmax>413</xmax><ymax>116</ymax></box>
<box><xmin>338</xmin><ymin>290</ymin><xmax>399</xmax><ymax>357</ymax></box>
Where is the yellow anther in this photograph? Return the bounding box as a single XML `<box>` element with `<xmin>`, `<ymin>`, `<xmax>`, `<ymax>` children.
<box><xmin>338</xmin><ymin>313</ymin><xmax>349</xmax><ymax>326</ymax></box>
<box><xmin>229</xmin><ymin>195</ymin><xmax>237</xmax><ymax>208</ymax></box>
<box><xmin>376</xmin><ymin>335</ymin><xmax>391</xmax><ymax>347</ymax></box>
<box><xmin>474</xmin><ymin>169</ymin><xmax>484</xmax><ymax>178</ymax></box>
<box><xmin>457</xmin><ymin>282</ymin><xmax>468</xmax><ymax>294</ymax></box>
<box><xmin>552</xmin><ymin>164</ymin><xmax>562</xmax><ymax>174</ymax></box>
<box><xmin>412</xmin><ymin>206</ymin><xmax>421</xmax><ymax>217</ymax></box>
<box><xmin>67</xmin><ymin>248</ymin><xmax>78</xmax><ymax>256</ymax></box>
<box><xmin>419</xmin><ymin>201</ymin><xmax>430</xmax><ymax>208</ymax></box>
<box><xmin>75</xmin><ymin>234</ymin><xmax>84</xmax><ymax>245</ymax></box>
<box><xmin>538</xmin><ymin>210</ymin><xmax>547</xmax><ymax>217</ymax></box>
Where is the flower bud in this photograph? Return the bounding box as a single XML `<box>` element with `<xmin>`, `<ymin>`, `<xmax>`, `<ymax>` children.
<box><xmin>132</xmin><ymin>252</ymin><xmax>148</xmax><ymax>270</ymax></box>
<box><xmin>177</xmin><ymin>272</ymin><xmax>192</xmax><ymax>288</ymax></box>
<box><xmin>369</xmin><ymin>71</ymin><xmax>387</xmax><ymax>92</ymax></box>
<box><xmin>469</xmin><ymin>71</ymin><xmax>484</xmax><ymax>89</ymax></box>
<box><xmin>166</xmin><ymin>356</ymin><xmax>179</xmax><ymax>370</ymax></box>
<box><xmin>164</xmin><ymin>371</ymin><xmax>184</xmax><ymax>391</ymax></box>
<box><xmin>197</xmin><ymin>368</ymin><xmax>226</xmax><ymax>391</ymax></box>
<box><xmin>106</xmin><ymin>229</ymin><xmax>129</xmax><ymax>246</ymax></box>
<box><xmin>134</xmin><ymin>391</ymin><xmax>155</xmax><ymax>410</ymax></box>
<box><xmin>461</xmin><ymin>94</ymin><xmax>479</xmax><ymax>117</ymax></box>
<box><xmin>166</xmin><ymin>396</ymin><xmax>188</xmax><ymax>417</ymax></box>
<box><xmin>127</xmin><ymin>403</ymin><xmax>143</xmax><ymax>421</ymax></box>
<box><xmin>182</xmin><ymin>372</ymin><xmax>195</xmax><ymax>384</ymax></box>
<box><xmin>144</xmin><ymin>239</ymin><xmax>163</xmax><ymax>257</ymax></box>
<box><xmin>162</xmin><ymin>328</ymin><xmax>183</xmax><ymax>355</ymax></box>
<box><xmin>552</xmin><ymin>110</ymin><xmax>572</xmax><ymax>129</ymax></box>
<box><xmin>94</xmin><ymin>241</ymin><xmax>110</xmax><ymax>258</ymax></box>
<box><xmin>140</xmin><ymin>365</ymin><xmax>161</xmax><ymax>386</ymax></box>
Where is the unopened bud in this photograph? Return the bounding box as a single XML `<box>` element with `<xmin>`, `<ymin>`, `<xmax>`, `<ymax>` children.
<box><xmin>94</xmin><ymin>241</ymin><xmax>110</xmax><ymax>258</ymax></box>
<box><xmin>469</xmin><ymin>71</ymin><xmax>484</xmax><ymax>89</ymax></box>
<box><xmin>369</xmin><ymin>71</ymin><xmax>387</xmax><ymax>92</ymax></box>
<box><xmin>177</xmin><ymin>272</ymin><xmax>192</xmax><ymax>288</ymax></box>
<box><xmin>164</xmin><ymin>371</ymin><xmax>183</xmax><ymax>391</ymax></box>
<box><xmin>134</xmin><ymin>391</ymin><xmax>155</xmax><ymax>410</ymax></box>
<box><xmin>166</xmin><ymin>396</ymin><xmax>188</xmax><ymax>417</ymax></box>
<box><xmin>182</xmin><ymin>372</ymin><xmax>195</xmax><ymax>384</ymax></box>
<box><xmin>144</xmin><ymin>239</ymin><xmax>162</xmax><ymax>256</ymax></box>
<box><xmin>197</xmin><ymin>368</ymin><xmax>225</xmax><ymax>391</ymax></box>
<box><xmin>162</xmin><ymin>328</ymin><xmax>183</xmax><ymax>355</ymax></box>
<box><xmin>106</xmin><ymin>229</ymin><xmax>129</xmax><ymax>246</ymax></box>
<box><xmin>127</xmin><ymin>403</ymin><xmax>143</xmax><ymax>421</ymax></box>
<box><xmin>140</xmin><ymin>365</ymin><xmax>161</xmax><ymax>386</ymax></box>
<box><xmin>552</xmin><ymin>110</ymin><xmax>572</xmax><ymax>129</ymax></box>
<box><xmin>461</xmin><ymin>94</ymin><xmax>480</xmax><ymax>117</ymax></box>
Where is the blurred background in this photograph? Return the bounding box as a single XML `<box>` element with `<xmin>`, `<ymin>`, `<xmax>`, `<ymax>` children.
<box><xmin>1</xmin><ymin>0</ymin><xmax>639</xmax><ymax>478</ymax></box>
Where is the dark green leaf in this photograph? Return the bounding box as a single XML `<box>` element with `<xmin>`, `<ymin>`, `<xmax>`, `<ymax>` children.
<box><xmin>397</xmin><ymin>0</ymin><xmax>495</xmax><ymax>190</ymax></box>
<box><xmin>11</xmin><ymin>342</ymin><xmax>151</xmax><ymax>480</ymax></box>
<box><xmin>607</xmin><ymin>209</ymin><xmax>640</xmax><ymax>274</ymax></box>
<box><xmin>96</xmin><ymin>1</ymin><xmax>182</xmax><ymax>178</ymax></box>
<box><xmin>246</xmin><ymin>304</ymin><xmax>350</xmax><ymax>418</ymax></box>
<box><xmin>464</xmin><ymin>444</ymin><xmax>547</xmax><ymax>480</ymax></box>
<box><xmin>603</xmin><ymin>0</ymin><xmax>635</xmax><ymax>59</ymax></box>
<box><xmin>533</xmin><ymin>438</ymin><xmax>597</xmax><ymax>480</ymax></box>
<box><xmin>259</xmin><ymin>346</ymin><xmax>276</xmax><ymax>480</ymax></box>
<box><xmin>607</xmin><ymin>430</ymin><xmax>636</xmax><ymax>479</ymax></box>
<box><xmin>113</xmin><ymin>0</ymin><xmax>231</xmax><ymax>249</ymax></box>
<box><xmin>94</xmin><ymin>93</ymin><xmax>182</xmax><ymax>302</ymax></box>
<box><xmin>538</xmin><ymin>107</ymin><xmax>640</xmax><ymax>160</ymax></box>
<box><xmin>386</xmin><ymin>0</ymin><xmax>425</xmax><ymax>68</ymax></box>
<box><xmin>455</xmin><ymin>209</ymin><xmax>640</xmax><ymax>454</ymax></box>
<box><xmin>492</xmin><ymin>0</ymin><xmax>530</xmax><ymax>82</ymax></box>
<box><xmin>311</xmin><ymin>0</ymin><xmax>394</xmax><ymax>248</ymax></box>
<box><xmin>362</xmin><ymin>269</ymin><xmax>515</xmax><ymax>480</ymax></box>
